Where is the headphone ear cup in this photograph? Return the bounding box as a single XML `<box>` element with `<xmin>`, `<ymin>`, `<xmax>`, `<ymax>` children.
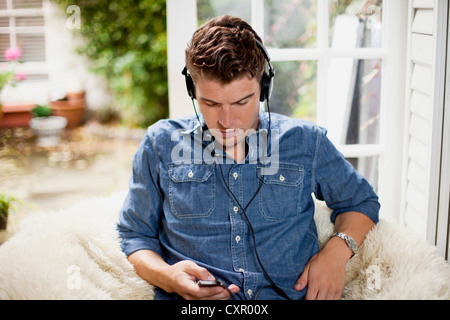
<box><xmin>185</xmin><ymin>72</ymin><xmax>196</xmax><ymax>99</ymax></box>
<box><xmin>260</xmin><ymin>72</ymin><xmax>273</xmax><ymax>102</ymax></box>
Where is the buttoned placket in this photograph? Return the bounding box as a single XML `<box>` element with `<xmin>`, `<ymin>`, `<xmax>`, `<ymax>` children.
<box><xmin>210</xmin><ymin>132</ymin><xmax>264</xmax><ymax>300</ymax></box>
<box><xmin>226</xmin><ymin>163</ymin><xmax>261</xmax><ymax>300</ymax></box>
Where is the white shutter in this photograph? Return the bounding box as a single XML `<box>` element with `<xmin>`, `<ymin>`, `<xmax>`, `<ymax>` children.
<box><xmin>436</xmin><ymin>4</ymin><xmax>450</xmax><ymax>259</ymax></box>
<box><xmin>401</xmin><ymin>0</ymin><xmax>448</xmax><ymax>249</ymax></box>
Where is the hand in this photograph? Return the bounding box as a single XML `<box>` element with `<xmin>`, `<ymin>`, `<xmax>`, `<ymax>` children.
<box><xmin>165</xmin><ymin>260</ymin><xmax>240</xmax><ymax>300</ymax></box>
<box><xmin>293</xmin><ymin>237</ymin><xmax>350</xmax><ymax>300</ymax></box>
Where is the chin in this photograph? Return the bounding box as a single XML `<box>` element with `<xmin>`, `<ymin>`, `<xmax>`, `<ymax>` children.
<box><xmin>212</xmin><ymin>132</ymin><xmax>246</xmax><ymax>150</ymax></box>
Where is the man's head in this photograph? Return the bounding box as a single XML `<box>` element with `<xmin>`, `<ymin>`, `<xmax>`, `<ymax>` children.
<box><xmin>184</xmin><ymin>16</ymin><xmax>272</xmax><ymax>159</ymax></box>
<box><xmin>185</xmin><ymin>15</ymin><xmax>266</xmax><ymax>86</ymax></box>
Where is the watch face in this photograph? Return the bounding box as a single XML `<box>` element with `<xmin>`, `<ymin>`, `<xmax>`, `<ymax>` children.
<box><xmin>346</xmin><ymin>238</ymin><xmax>357</xmax><ymax>251</ymax></box>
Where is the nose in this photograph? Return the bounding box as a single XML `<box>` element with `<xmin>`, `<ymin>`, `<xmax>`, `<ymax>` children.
<box><xmin>219</xmin><ymin>105</ymin><xmax>233</xmax><ymax>128</ymax></box>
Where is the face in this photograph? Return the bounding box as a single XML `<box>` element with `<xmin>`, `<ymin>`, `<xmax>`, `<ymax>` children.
<box><xmin>195</xmin><ymin>74</ymin><xmax>261</xmax><ymax>154</ymax></box>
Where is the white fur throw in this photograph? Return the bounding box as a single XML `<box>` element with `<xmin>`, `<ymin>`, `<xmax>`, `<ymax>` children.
<box><xmin>0</xmin><ymin>192</ymin><xmax>154</xmax><ymax>300</ymax></box>
<box><xmin>0</xmin><ymin>192</ymin><xmax>449</xmax><ymax>300</ymax></box>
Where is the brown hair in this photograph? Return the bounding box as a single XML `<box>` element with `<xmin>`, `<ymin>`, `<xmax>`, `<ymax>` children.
<box><xmin>185</xmin><ymin>15</ymin><xmax>266</xmax><ymax>84</ymax></box>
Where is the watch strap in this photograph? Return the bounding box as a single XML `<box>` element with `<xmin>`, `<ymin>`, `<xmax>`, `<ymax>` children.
<box><xmin>332</xmin><ymin>232</ymin><xmax>357</xmax><ymax>257</ymax></box>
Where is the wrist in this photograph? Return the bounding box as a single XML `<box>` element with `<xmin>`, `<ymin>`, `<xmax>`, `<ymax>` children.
<box><xmin>128</xmin><ymin>250</ymin><xmax>174</xmax><ymax>292</ymax></box>
<box><xmin>331</xmin><ymin>232</ymin><xmax>358</xmax><ymax>257</ymax></box>
<box><xmin>324</xmin><ymin>236</ymin><xmax>354</xmax><ymax>263</ymax></box>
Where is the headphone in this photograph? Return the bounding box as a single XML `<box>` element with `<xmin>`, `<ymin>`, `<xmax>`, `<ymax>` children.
<box><xmin>182</xmin><ymin>39</ymin><xmax>274</xmax><ymax>102</ymax></box>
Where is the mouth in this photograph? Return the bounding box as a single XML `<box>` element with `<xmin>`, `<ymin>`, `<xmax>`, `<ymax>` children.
<box><xmin>220</xmin><ymin>130</ymin><xmax>239</xmax><ymax>138</ymax></box>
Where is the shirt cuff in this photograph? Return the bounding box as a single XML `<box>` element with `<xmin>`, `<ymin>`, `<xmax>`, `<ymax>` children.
<box><xmin>330</xmin><ymin>199</ymin><xmax>380</xmax><ymax>224</ymax></box>
<box><xmin>119</xmin><ymin>236</ymin><xmax>163</xmax><ymax>257</ymax></box>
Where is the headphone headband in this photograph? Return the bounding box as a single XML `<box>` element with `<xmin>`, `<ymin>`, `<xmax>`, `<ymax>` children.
<box><xmin>254</xmin><ymin>39</ymin><xmax>275</xmax><ymax>78</ymax></box>
<box><xmin>182</xmin><ymin>39</ymin><xmax>274</xmax><ymax>102</ymax></box>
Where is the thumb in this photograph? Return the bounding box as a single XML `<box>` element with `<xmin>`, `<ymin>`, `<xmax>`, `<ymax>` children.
<box><xmin>185</xmin><ymin>262</ymin><xmax>215</xmax><ymax>281</ymax></box>
<box><xmin>294</xmin><ymin>264</ymin><xmax>309</xmax><ymax>291</ymax></box>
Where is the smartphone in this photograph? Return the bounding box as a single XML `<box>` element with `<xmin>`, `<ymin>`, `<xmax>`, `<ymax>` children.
<box><xmin>196</xmin><ymin>279</ymin><xmax>226</xmax><ymax>287</ymax></box>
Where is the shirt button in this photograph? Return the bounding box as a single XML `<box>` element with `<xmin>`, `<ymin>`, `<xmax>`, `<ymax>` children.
<box><xmin>233</xmin><ymin>172</ymin><xmax>239</xmax><ymax>179</ymax></box>
<box><xmin>235</xmin><ymin>235</ymin><xmax>241</xmax><ymax>243</ymax></box>
<box><xmin>238</xmin><ymin>268</ymin><xmax>244</xmax><ymax>272</ymax></box>
<box><xmin>279</xmin><ymin>174</ymin><xmax>285</xmax><ymax>182</ymax></box>
<box><xmin>233</xmin><ymin>206</ymin><xmax>239</xmax><ymax>213</ymax></box>
<box><xmin>247</xmin><ymin>289</ymin><xmax>253</xmax><ymax>296</ymax></box>
<box><xmin>187</xmin><ymin>170</ymin><xmax>194</xmax><ymax>178</ymax></box>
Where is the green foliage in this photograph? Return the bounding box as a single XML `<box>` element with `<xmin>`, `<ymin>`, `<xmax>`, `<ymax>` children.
<box><xmin>0</xmin><ymin>193</ymin><xmax>19</xmax><ymax>218</ymax></box>
<box><xmin>52</xmin><ymin>0</ymin><xmax>168</xmax><ymax>127</ymax></box>
<box><xmin>31</xmin><ymin>105</ymin><xmax>52</xmax><ymax>117</ymax></box>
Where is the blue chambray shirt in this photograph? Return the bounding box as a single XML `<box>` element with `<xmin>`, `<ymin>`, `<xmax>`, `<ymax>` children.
<box><xmin>117</xmin><ymin>108</ymin><xmax>380</xmax><ymax>300</ymax></box>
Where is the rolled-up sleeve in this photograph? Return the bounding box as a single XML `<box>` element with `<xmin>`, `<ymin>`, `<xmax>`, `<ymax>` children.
<box><xmin>117</xmin><ymin>129</ymin><xmax>164</xmax><ymax>257</ymax></box>
<box><xmin>312</xmin><ymin>127</ymin><xmax>380</xmax><ymax>224</ymax></box>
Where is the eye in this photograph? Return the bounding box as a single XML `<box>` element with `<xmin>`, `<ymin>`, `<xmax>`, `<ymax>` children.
<box><xmin>236</xmin><ymin>99</ymin><xmax>249</xmax><ymax>106</ymax></box>
<box><xmin>203</xmin><ymin>101</ymin><xmax>217</xmax><ymax>107</ymax></box>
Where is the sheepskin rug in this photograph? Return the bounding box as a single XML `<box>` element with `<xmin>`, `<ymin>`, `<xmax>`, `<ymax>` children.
<box><xmin>0</xmin><ymin>192</ymin><xmax>154</xmax><ymax>300</ymax></box>
<box><xmin>0</xmin><ymin>192</ymin><xmax>449</xmax><ymax>300</ymax></box>
<box><xmin>314</xmin><ymin>200</ymin><xmax>450</xmax><ymax>299</ymax></box>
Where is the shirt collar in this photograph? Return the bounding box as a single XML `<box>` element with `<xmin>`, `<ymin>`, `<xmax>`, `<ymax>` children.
<box><xmin>257</xmin><ymin>107</ymin><xmax>270</xmax><ymax>134</ymax></box>
<box><xmin>181</xmin><ymin>107</ymin><xmax>269</xmax><ymax>136</ymax></box>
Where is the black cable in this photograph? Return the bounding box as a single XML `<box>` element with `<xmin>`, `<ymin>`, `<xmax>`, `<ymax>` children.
<box><xmin>217</xmin><ymin>163</ymin><xmax>291</xmax><ymax>300</ymax></box>
<box><xmin>191</xmin><ymin>97</ymin><xmax>202</xmax><ymax>128</ymax></box>
<box><xmin>215</xmin><ymin>100</ymin><xmax>292</xmax><ymax>300</ymax></box>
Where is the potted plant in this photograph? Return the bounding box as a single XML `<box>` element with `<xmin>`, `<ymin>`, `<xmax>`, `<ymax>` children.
<box><xmin>29</xmin><ymin>105</ymin><xmax>67</xmax><ymax>147</ymax></box>
<box><xmin>50</xmin><ymin>91</ymin><xmax>86</xmax><ymax>129</ymax></box>
<box><xmin>0</xmin><ymin>193</ymin><xmax>18</xmax><ymax>230</ymax></box>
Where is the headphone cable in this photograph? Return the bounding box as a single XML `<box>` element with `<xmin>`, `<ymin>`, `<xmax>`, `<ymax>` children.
<box><xmin>217</xmin><ymin>162</ymin><xmax>291</xmax><ymax>300</ymax></box>
<box><xmin>216</xmin><ymin>100</ymin><xmax>292</xmax><ymax>300</ymax></box>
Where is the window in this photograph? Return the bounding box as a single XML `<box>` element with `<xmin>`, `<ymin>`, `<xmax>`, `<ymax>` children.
<box><xmin>0</xmin><ymin>0</ymin><xmax>48</xmax><ymax>105</ymax></box>
<box><xmin>196</xmin><ymin>0</ymin><xmax>383</xmax><ymax>190</ymax></box>
<box><xmin>167</xmin><ymin>0</ymin><xmax>408</xmax><ymax>221</ymax></box>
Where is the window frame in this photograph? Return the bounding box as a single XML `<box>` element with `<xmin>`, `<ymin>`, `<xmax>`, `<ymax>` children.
<box><xmin>166</xmin><ymin>0</ymin><xmax>408</xmax><ymax>221</ymax></box>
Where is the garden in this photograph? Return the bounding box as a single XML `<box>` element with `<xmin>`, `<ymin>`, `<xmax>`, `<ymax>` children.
<box><xmin>0</xmin><ymin>0</ymin><xmax>167</xmax><ymax>241</ymax></box>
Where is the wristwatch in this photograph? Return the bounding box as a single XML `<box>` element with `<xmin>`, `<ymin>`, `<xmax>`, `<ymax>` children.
<box><xmin>332</xmin><ymin>232</ymin><xmax>357</xmax><ymax>257</ymax></box>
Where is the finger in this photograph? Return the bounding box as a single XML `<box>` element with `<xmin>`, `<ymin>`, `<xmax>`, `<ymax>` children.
<box><xmin>208</xmin><ymin>284</ymin><xmax>240</xmax><ymax>300</ymax></box>
<box><xmin>316</xmin><ymin>288</ymin><xmax>328</xmax><ymax>300</ymax></box>
<box><xmin>294</xmin><ymin>265</ymin><xmax>309</xmax><ymax>291</ymax></box>
<box><xmin>191</xmin><ymin>283</ymin><xmax>240</xmax><ymax>300</ymax></box>
<box><xmin>313</xmin><ymin>281</ymin><xmax>338</xmax><ymax>300</ymax></box>
<box><xmin>182</xmin><ymin>261</ymin><xmax>215</xmax><ymax>281</ymax></box>
<box><xmin>196</xmin><ymin>286</ymin><xmax>228</xmax><ymax>300</ymax></box>
<box><xmin>228</xmin><ymin>284</ymin><xmax>240</xmax><ymax>295</ymax></box>
<box><xmin>305</xmin><ymin>286</ymin><xmax>318</xmax><ymax>300</ymax></box>
<box><xmin>327</xmin><ymin>286</ymin><xmax>343</xmax><ymax>300</ymax></box>
<box><xmin>221</xmin><ymin>284</ymin><xmax>240</xmax><ymax>300</ymax></box>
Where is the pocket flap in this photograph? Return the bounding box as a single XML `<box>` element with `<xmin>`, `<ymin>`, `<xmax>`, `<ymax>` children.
<box><xmin>168</xmin><ymin>164</ymin><xmax>214</xmax><ymax>183</ymax></box>
<box><xmin>257</xmin><ymin>163</ymin><xmax>304</xmax><ymax>186</ymax></box>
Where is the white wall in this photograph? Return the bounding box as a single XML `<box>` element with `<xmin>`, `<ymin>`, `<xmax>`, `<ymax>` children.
<box><xmin>166</xmin><ymin>0</ymin><xmax>197</xmax><ymax>119</ymax></box>
<box><xmin>44</xmin><ymin>1</ymin><xmax>111</xmax><ymax>109</ymax></box>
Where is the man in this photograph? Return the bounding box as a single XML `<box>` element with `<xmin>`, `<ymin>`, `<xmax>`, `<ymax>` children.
<box><xmin>117</xmin><ymin>15</ymin><xmax>379</xmax><ymax>300</ymax></box>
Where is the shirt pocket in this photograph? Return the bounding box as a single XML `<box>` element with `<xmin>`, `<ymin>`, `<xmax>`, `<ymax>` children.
<box><xmin>168</xmin><ymin>163</ymin><xmax>216</xmax><ymax>218</ymax></box>
<box><xmin>257</xmin><ymin>163</ymin><xmax>304</xmax><ymax>221</ymax></box>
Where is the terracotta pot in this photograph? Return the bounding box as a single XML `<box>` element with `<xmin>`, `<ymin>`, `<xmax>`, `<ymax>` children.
<box><xmin>50</xmin><ymin>98</ymin><xmax>85</xmax><ymax>129</ymax></box>
<box><xmin>66</xmin><ymin>91</ymin><xmax>86</xmax><ymax>100</ymax></box>
<box><xmin>0</xmin><ymin>214</ymin><xmax>7</xmax><ymax>230</ymax></box>
<box><xmin>0</xmin><ymin>104</ymin><xmax>34</xmax><ymax>128</ymax></box>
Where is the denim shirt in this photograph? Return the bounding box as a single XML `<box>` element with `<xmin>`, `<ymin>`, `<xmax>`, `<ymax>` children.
<box><xmin>117</xmin><ymin>109</ymin><xmax>380</xmax><ymax>300</ymax></box>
